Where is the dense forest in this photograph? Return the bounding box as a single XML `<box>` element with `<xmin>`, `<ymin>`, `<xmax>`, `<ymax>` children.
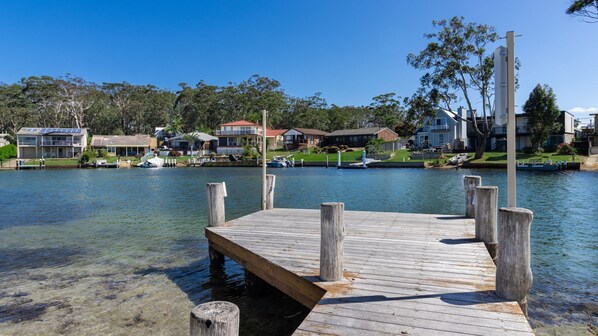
<box><xmin>0</xmin><ymin>74</ymin><xmax>432</xmax><ymax>142</ymax></box>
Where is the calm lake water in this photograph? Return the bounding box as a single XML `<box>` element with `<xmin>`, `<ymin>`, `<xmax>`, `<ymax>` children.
<box><xmin>0</xmin><ymin>167</ymin><xmax>596</xmax><ymax>335</ymax></box>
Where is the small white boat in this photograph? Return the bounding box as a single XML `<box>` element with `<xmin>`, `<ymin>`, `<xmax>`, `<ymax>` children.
<box><xmin>137</xmin><ymin>153</ymin><xmax>164</xmax><ymax>168</ymax></box>
<box><xmin>449</xmin><ymin>153</ymin><xmax>468</xmax><ymax>165</ymax></box>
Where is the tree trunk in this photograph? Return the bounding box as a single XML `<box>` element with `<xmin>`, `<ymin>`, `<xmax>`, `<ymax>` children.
<box><xmin>474</xmin><ymin>134</ymin><xmax>487</xmax><ymax>159</ymax></box>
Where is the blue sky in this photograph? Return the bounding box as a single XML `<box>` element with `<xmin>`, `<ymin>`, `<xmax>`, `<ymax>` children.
<box><xmin>1</xmin><ymin>0</ymin><xmax>596</xmax><ymax>123</ymax></box>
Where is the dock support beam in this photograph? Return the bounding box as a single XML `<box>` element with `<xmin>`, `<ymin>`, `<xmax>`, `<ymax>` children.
<box><xmin>190</xmin><ymin>301</ymin><xmax>239</xmax><ymax>336</ymax></box>
<box><xmin>207</xmin><ymin>183</ymin><xmax>226</xmax><ymax>267</ymax></box>
<box><xmin>463</xmin><ymin>175</ymin><xmax>482</xmax><ymax>218</ymax></box>
<box><xmin>265</xmin><ymin>174</ymin><xmax>275</xmax><ymax>210</ymax></box>
<box><xmin>475</xmin><ymin>186</ymin><xmax>498</xmax><ymax>261</ymax></box>
<box><xmin>320</xmin><ymin>202</ymin><xmax>345</xmax><ymax>282</ymax></box>
<box><xmin>496</xmin><ymin>207</ymin><xmax>533</xmax><ymax>316</ymax></box>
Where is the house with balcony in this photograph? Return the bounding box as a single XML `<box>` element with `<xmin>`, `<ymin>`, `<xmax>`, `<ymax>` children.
<box><xmin>283</xmin><ymin>128</ymin><xmax>329</xmax><ymax>150</ymax></box>
<box><xmin>414</xmin><ymin>107</ymin><xmax>469</xmax><ymax>150</ymax></box>
<box><xmin>215</xmin><ymin>120</ymin><xmax>263</xmax><ymax>155</ymax></box>
<box><xmin>91</xmin><ymin>134</ymin><xmax>156</xmax><ymax>157</ymax></box>
<box><xmin>16</xmin><ymin>127</ymin><xmax>88</xmax><ymax>159</ymax></box>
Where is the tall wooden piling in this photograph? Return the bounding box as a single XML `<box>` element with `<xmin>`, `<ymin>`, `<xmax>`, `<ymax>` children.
<box><xmin>190</xmin><ymin>301</ymin><xmax>239</xmax><ymax>336</ymax></box>
<box><xmin>320</xmin><ymin>202</ymin><xmax>345</xmax><ymax>281</ymax></box>
<box><xmin>463</xmin><ymin>175</ymin><xmax>482</xmax><ymax>218</ymax></box>
<box><xmin>265</xmin><ymin>174</ymin><xmax>275</xmax><ymax>210</ymax></box>
<box><xmin>207</xmin><ymin>183</ymin><xmax>226</xmax><ymax>267</ymax></box>
<box><xmin>475</xmin><ymin>186</ymin><xmax>498</xmax><ymax>261</ymax></box>
<box><xmin>496</xmin><ymin>207</ymin><xmax>533</xmax><ymax>316</ymax></box>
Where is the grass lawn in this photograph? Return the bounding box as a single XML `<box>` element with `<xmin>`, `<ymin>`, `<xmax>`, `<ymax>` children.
<box><xmin>267</xmin><ymin>150</ymin><xmax>366</xmax><ymax>162</ymax></box>
<box><xmin>470</xmin><ymin>152</ymin><xmax>584</xmax><ymax>164</ymax></box>
<box><xmin>28</xmin><ymin>158</ymin><xmax>80</xmax><ymax>166</ymax></box>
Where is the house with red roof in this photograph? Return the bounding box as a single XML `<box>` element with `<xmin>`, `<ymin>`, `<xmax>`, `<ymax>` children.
<box><xmin>266</xmin><ymin>129</ymin><xmax>287</xmax><ymax>150</ymax></box>
<box><xmin>215</xmin><ymin>120</ymin><xmax>264</xmax><ymax>155</ymax></box>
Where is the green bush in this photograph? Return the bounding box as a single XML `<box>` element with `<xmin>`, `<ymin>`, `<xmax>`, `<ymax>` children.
<box><xmin>522</xmin><ymin>146</ymin><xmax>535</xmax><ymax>155</ymax></box>
<box><xmin>0</xmin><ymin>144</ymin><xmax>17</xmax><ymax>160</ymax></box>
<box><xmin>79</xmin><ymin>149</ymin><xmax>97</xmax><ymax>163</ymax></box>
<box><xmin>327</xmin><ymin>146</ymin><xmax>339</xmax><ymax>154</ymax></box>
<box><xmin>338</xmin><ymin>145</ymin><xmax>348</xmax><ymax>151</ymax></box>
<box><xmin>168</xmin><ymin>150</ymin><xmax>182</xmax><ymax>157</ymax></box>
<box><xmin>366</xmin><ymin>138</ymin><xmax>384</xmax><ymax>154</ymax></box>
<box><xmin>556</xmin><ymin>143</ymin><xmax>576</xmax><ymax>155</ymax></box>
<box><xmin>97</xmin><ymin>149</ymin><xmax>108</xmax><ymax>158</ymax></box>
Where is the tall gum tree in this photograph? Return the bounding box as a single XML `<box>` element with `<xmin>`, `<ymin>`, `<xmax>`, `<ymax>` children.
<box><xmin>522</xmin><ymin>84</ymin><xmax>561</xmax><ymax>151</ymax></box>
<box><xmin>407</xmin><ymin>16</ymin><xmax>498</xmax><ymax>159</ymax></box>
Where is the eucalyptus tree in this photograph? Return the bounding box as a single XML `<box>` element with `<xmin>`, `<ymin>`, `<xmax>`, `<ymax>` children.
<box><xmin>0</xmin><ymin>83</ymin><xmax>34</xmax><ymax>140</ymax></box>
<box><xmin>369</xmin><ymin>93</ymin><xmax>404</xmax><ymax>129</ymax></box>
<box><xmin>566</xmin><ymin>0</ymin><xmax>598</xmax><ymax>22</ymax></box>
<box><xmin>407</xmin><ymin>17</ymin><xmax>498</xmax><ymax>158</ymax></box>
<box><xmin>522</xmin><ymin>84</ymin><xmax>561</xmax><ymax>151</ymax></box>
<box><xmin>21</xmin><ymin>76</ymin><xmax>67</xmax><ymax>127</ymax></box>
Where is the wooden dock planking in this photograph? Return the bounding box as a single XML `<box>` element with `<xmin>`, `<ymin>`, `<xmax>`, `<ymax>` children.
<box><xmin>205</xmin><ymin>208</ymin><xmax>534</xmax><ymax>335</ymax></box>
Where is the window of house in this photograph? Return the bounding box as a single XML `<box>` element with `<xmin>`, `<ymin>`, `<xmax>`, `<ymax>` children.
<box><xmin>438</xmin><ymin>133</ymin><xmax>445</xmax><ymax>145</ymax></box>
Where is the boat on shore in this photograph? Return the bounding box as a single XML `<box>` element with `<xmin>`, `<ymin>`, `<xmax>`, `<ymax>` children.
<box><xmin>267</xmin><ymin>156</ymin><xmax>293</xmax><ymax>168</ymax></box>
<box><xmin>449</xmin><ymin>153</ymin><xmax>468</xmax><ymax>165</ymax></box>
<box><xmin>137</xmin><ymin>153</ymin><xmax>164</xmax><ymax>168</ymax></box>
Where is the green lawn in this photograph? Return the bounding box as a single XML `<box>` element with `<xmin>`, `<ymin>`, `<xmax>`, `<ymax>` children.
<box><xmin>470</xmin><ymin>152</ymin><xmax>583</xmax><ymax>164</ymax></box>
<box><xmin>267</xmin><ymin>150</ymin><xmax>366</xmax><ymax>162</ymax></box>
<box><xmin>28</xmin><ymin>158</ymin><xmax>80</xmax><ymax>166</ymax></box>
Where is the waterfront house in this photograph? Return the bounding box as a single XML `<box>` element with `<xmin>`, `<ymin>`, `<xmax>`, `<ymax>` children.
<box><xmin>215</xmin><ymin>120</ymin><xmax>263</xmax><ymax>155</ymax></box>
<box><xmin>283</xmin><ymin>128</ymin><xmax>329</xmax><ymax>150</ymax></box>
<box><xmin>91</xmin><ymin>134</ymin><xmax>155</xmax><ymax>157</ymax></box>
<box><xmin>165</xmin><ymin>132</ymin><xmax>218</xmax><ymax>155</ymax></box>
<box><xmin>324</xmin><ymin>127</ymin><xmax>398</xmax><ymax>147</ymax></box>
<box><xmin>266</xmin><ymin>129</ymin><xmax>287</xmax><ymax>150</ymax></box>
<box><xmin>414</xmin><ymin>107</ymin><xmax>469</xmax><ymax>150</ymax></box>
<box><xmin>16</xmin><ymin>127</ymin><xmax>88</xmax><ymax>159</ymax></box>
<box><xmin>470</xmin><ymin>110</ymin><xmax>576</xmax><ymax>151</ymax></box>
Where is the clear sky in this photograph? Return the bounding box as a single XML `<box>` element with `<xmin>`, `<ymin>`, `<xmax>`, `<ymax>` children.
<box><xmin>1</xmin><ymin>0</ymin><xmax>596</xmax><ymax>123</ymax></box>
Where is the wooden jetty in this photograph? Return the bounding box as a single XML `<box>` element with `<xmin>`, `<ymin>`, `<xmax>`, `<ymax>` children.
<box><xmin>205</xmin><ymin>207</ymin><xmax>534</xmax><ymax>335</ymax></box>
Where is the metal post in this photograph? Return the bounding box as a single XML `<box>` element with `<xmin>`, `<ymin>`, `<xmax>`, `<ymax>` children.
<box><xmin>262</xmin><ymin>109</ymin><xmax>267</xmax><ymax>210</ymax></box>
<box><xmin>507</xmin><ymin>31</ymin><xmax>516</xmax><ymax>207</ymax></box>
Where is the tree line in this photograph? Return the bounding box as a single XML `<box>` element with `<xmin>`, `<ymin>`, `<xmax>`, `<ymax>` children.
<box><xmin>0</xmin><ymin>74</ymin><xmax>426</xmax><ymax>142</ymax></box>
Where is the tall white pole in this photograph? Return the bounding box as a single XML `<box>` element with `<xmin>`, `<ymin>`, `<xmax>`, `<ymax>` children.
<box><xmin>262</xmin><ymin>109</ymin><xmax>267</xmax><ymax>210</ymax></box>
<box><xmin>507</xmin><ymin>31</ymin><xmax>516</xmax><ymax>207</ymax></box>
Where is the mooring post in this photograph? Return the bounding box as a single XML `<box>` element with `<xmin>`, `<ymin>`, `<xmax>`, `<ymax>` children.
<box><xmin>496</xmin><ymin>207</ymin><xmax>533</xmax><ymax>316</ymax></box>
<box><xmin>320</xmin><ymin>202</ymin><xmax>345</xmax><ymax>281</ymax></box>
<box><xmin>463</xmin><ymin>175</ymin><xmax>482</xmax><ymax>218</ymax></box>
<box><xmin>207</xmin><ymin>183</ymin><xmax>226</xmax><ymax>267</ymax></box>
<box><xmin>475</xmin><ymin>186</ymin><xmax>499</xmax><ymax>261</ymax></box>
<box><xmin>244</xmin><ymin>269</ymin><xmax>271</xmax><ymax>297</ymax></box>
<box><xmin>190</xmin><ymin>301</ymin><xmax>239</xmax><ymax>336</ymax></box>
<box><xmin>265</xmin><ymin>174</ymin><xmax>275</xmax><ymax>210</ymax></box>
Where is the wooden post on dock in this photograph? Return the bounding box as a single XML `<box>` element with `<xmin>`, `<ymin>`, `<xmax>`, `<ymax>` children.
<box><xmin>190</xmin><ymin>301</ymin><xmax>239</xmax><ymax>336</ymax></box>
<box><xmin>207</xmin><ymin>183</ymin><xmax>226</xmax><ymax>267</ymax></box>
<box><xmin>496</xmin><ymin>207</ymin><xmax>533</xmax><ymax>316</ymax></box>
<box><xmin>463</xmin><ymin>175</ymin><xmax>482</xmax><ymax>218</ymax></box>
<box><xmin>475</xmin><ymin>186</ymin><xmax>498</xmax><ymax>261</ymax></box>
<box><xmin>320</xmin><ymin>202</ymin><xmax>345</xmax><ymax>281</ymax></box>
<box><xmin>265</xmin><ymin>174</ymin><xmax>275</xmax><ymax>210</ymax></box>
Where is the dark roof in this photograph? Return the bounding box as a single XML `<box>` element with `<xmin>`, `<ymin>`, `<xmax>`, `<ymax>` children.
<box><xmin>326</xmin><ymin>127</ymin><xmax>394</xmax><ymax>137</ymax></box>
<box><xmin>289</xmin><ymin>128</ymin><xmax>329</xmax><ymax>136</ymax></box>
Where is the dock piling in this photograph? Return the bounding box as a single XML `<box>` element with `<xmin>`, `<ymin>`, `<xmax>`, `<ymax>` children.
<box><xmin>265</xmin><ymin>174</ymin><xmax>275</xmax><ymax>210</ymax></box>
<box><xmin>496</xmin><ymin>207</ymin><xmax>533</xmax><ymax>316</ymax></box>
<box><xmin>207</xmin><ymin>183</ymin><xmax>226</xmax><ymax>267</ymax></box>
<box><xmin>463</xmin><ymin>175</ymin><xmax>482</xmax><ymax>218</ymax></box>
<box><xmin>190</xmin><ymin>301</ymin><xmax>239</xmax><ymax>336</ymax></box>
<box><xmin>320</xmin><ymin>202</ymin><xmax>345</xmax><ymax>282</ymax></box>
<box><xmin>475</xmin><ymin>186</ymin><xmax>499</xmax><ymax>261</ymax></box>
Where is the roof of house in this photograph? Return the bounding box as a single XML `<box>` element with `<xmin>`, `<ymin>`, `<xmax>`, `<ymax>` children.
<box><xmin>288</xmin><ymin>128</ymin><xmax>329</xmax><ymax>136</ymax></box>
<box><xmin>167</xmin><ymin>132</ymin><xmax>217</xmax><ymax>142</ymax></box>
<box><xmin>220</xmin><ymin>120</ymin><xmax>257</xmax><ymax>127</ymax></box>
<box><xmin>326</xmin><ymin>127</ymin><xmax>395</xmax><ymax>137</ymax></box>
<box><xmin>91</xmin><ymin>135</ymin><xmax>151</xmax><ymax>147</ymax></box>
<box><xmin>17</xmin><ymin>127</ymin><xmax>86</xmax><ymax>136</ymax></box>
<box><xmin>266</xmin><ymin>129</ymin><xmax>287</xmax><ymax>137</ymax></box>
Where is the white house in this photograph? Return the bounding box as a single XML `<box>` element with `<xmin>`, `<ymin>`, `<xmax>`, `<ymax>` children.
<box><xmin>17</xmin><ymin>127</ymin><xmax>88</xmax><ymax>159</ymax></box>
<box><xmin>215</xmin><ymin>120</ymin><xmax>263</xmax><ymax>155</ymax></box>
<box><xmin>414</xmin><ymin>107</ymin><xmax>469</xmax><ymax>150</ymax></box>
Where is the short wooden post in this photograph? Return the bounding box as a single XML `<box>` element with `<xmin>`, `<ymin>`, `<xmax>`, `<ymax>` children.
<box><xmin>207</xmin><ymin>183</ymin><xmax>226</xmax><ymax>267</ymax></box>
<box><xmin>265</xmin><ymin>174</ymin><xmax>275</xmax><ymax>210</ymax></box>
<box><xmin>463</xmin><ymin>175</ymin><xmax>482</xmax><ymax>218</ymax></box>
<box><xmin>320</xmin><ymin>202</ymin><xmax>345</xmax><ymax>281</ymax></box>
<box><xmin>190</xmin><ymin>301</ymin><xmax>239</xmax><ymax>336</ymax></box>
<box><xmin>475</xmin><ymin>186</ymin><xmax>498</xmax><ymax>261</ymax></box>
<box><xmin>496</xmin><ymin>207</ymin><xmax>533</xmax><ymax>316</ymax></box>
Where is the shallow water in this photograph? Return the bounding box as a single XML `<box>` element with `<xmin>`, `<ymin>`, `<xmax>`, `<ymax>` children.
<box><xmin>0</xmin><ymin>167</ymin><xmax>596</xmax><ymax>334</ymax></box>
